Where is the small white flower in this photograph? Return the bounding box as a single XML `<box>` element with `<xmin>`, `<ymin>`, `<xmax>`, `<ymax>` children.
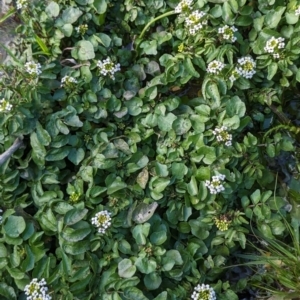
<box><xmin>205</xmin><ymin>174</ymin><xmax>226</xmax><ymax>194</ymax></box>
<box><xmin>61</xmin><ymin>76</ymin><xmax>78</xmax><ymax>87</ymax></box>
<box><xmin>191</xmin><ymin>283</ymin><xmax>216</xmax><ymax>300</ymax></box>
<box><xmin>236</xmin><ymin>56</ymin><xmax>256</xmax><ymax>79</ymax></box>
<box><xmin>0</xmin><ymin>99</ymin><xmax>12</xmax><ymax>112</ymax></box>
<box><xmin>0</xmin><ymin>209</ymin><xmax>3</xmax><ymax>224</ymax></box>
<box><xmin>24</xmin><ymin>278</ymin><xmax>51</xmax><ymax>300</ymax></box>
<box><xmin>185</xmin><ymin>10</ymin><xmax>207</xmax><ymax>35</ymax></box>
<box><xmin>213</xmin><ymin>125</ymin><xmax>232</xmax><ymax>146</ymax></box>
<box><xmin>24</xmin><ymin>62</ymin><xmax>42</xmax><ymax>76</ymax></box>
<box><xmin>91</xmin><ymin>210</ymin><xmax>112</xmax><ymax>234</ymax></box>
<box><xmin>75</xmin><ymin>24</ymin><xmax>88</xmax><ymax>35</ymax></box>
<box><xmin>218</xmin><ymin>25</ymin><xmax>238</xmax><ymax>43</ymax></box>
<box><xmin>16</xmin><ymin>0</ymin><xmax>28</xmax><ymax>9</ymax></box>
<box><xmin>295</xmin><ymin>6</ymin><xmax>300</xmax><ymax>16</ymax></box>
<box><xmin>207</xmin><ymin>60</ymin><xmax>225</xmax><ymax>75</ymax></box>
<box><xmin>97</xmin><ymin>58</ymin><xmax>121</xmax><ymax>80</ymax></box>
<box><xmin>175</xmin><ymin>0</ymin><xmax>193</xmax><ymax>14</ymax></box>
<box><xmin>264</xmin><ymin>37</ymin><xmax>285</xmax><ymax>59</ymax></box>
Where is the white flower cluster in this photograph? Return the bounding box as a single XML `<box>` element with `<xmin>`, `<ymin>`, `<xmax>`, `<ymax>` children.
<box><xmin>185</xmin><ymin>10</ymin><xmax>207</xmax><ymax>35</ymax></box>
<box><xmin>264</xmin><ymin>37</ymin><xmax>285</xmax><ymax>59</ymax></box>
<box><xmin>207</xmin><ymin>60</ymin><xmax>225</xmax><ymax>75</ymax></box>
<box><xmin>75</xmin><ymin>24</ymin><xmax>88</xmax><ymax>35</ymax></box>
<box><xmin>0</xmin><ymin>209</ymin><xmax>3</xmax><ymax>224</ymax></box>
<box><xmin>213</xmin><ymin>125</ymin><xmax>232</xmax><ymax>146</ymax></box>
<box><xmin>91</xmin><ymin>210</ymin><xmax>112</xmax><ymax>234</ymax></box>
<box><xmin>16</xmin><ymin>0</ymin><xmax>28</xmax><ymax>9</ymax></box>
<box><xmin>61</xmin><ymin>76</ymin><xmax>78</xmax><ymax>87</ymax></box>
<box><xmin>25</xmin><ymin>62</ymin><xmax>42</xmax><ymax>76</ymax></box>
<box><xmin>236</xmin><ymin>56</ymin><xmax>256</xmax><ymax>79</ymax></box>
<box><xmin>174</xmin><ymin>0</ymin><xmax>193</xmax><ymax>14</ymax></box>
<box><xmin>24</xmin><ymin>278</ymin><xmax>51</xmax><ymax>300</ymax></box>
<box><xmin>0</xmin><ymin>99</ymin><xmax>12</xmax><ymax>112</ymax></box>
<box><xmin>191</xmin><ymin>283</ymin><xmax>216</xmax><ymax>300</ymax></box>
<box><xmin>218</xmin><ymin>25</ymin><xmax>238</xmax><ymax>43</ymax></box>
<box><xmin>205</xmin><ymin>174</ymin><xmax>226</xmax><ymax>194</ymax></box>
<box><xmin>295</xmin><ymin>6</ymin><xmax>300</xmax><ymax>16</ymax></box>
<box><xmin>97</xmin><ymin>58</ymin><xmax>121</xmax><ymax>80</ymax></box>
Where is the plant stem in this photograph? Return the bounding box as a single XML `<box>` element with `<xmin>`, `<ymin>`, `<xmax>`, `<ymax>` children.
<box><xmin>138</xmin><ymin>10</ymin><xmax>177</xmax><ymax>40</ymax></box>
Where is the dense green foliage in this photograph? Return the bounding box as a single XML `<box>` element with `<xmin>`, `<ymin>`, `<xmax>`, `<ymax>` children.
<box><xmin>0</xmin><ymin>0</ymin><xmax>300</xmax><ymax>299</ymax></box>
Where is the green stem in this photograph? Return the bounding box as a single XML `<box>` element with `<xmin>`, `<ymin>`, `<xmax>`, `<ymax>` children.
<box><xmin>0</xmin><ymin>8</ymin><xmax>16</xmax><ymax>24</ymax></box>
<box><xmin>138</xmin><ymin>10</ymin><xmax>177</xmax><ymax>40</ymax></box>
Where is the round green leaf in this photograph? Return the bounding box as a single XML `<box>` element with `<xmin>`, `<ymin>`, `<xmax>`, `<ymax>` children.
<box><xmin>118</xmin><ymin>259</ymin><xmax>137</xmax><ymax>278</ymax></box>
<box><xmin>144</xmin><ymin>272</ymin><xmax>162</xmax><ymax>290</ymax></box>
<box><xmin>4</xmin><ymin>216</ymin><xmax>26</xmax><ymax>238</ymax></box>
<box><xmin>45</xmin><ymin>1</ymin><xmax>60</xmax><ymax>18</ymax></box>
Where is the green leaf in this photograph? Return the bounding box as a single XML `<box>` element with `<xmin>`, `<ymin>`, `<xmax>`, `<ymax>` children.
<box><xmin>94</xmin><ymin>0</ymin><xmax>107</xmax><ymax>14</ymax></box>
<box><xmin>226</xmin><ymin>96</ymin><xmax>246</xmax><ymax>118</ymax></box>
<box><xmin>62</xmin><ymin>7</ymin><xmax>83</xmax><ymax>24</ymax></box>
<box><xmin>132</xmin><ymin>202</ymin><xmax>158</xmax><ymax>224</ymax></box>
<box><xmin>118</xmin><ymin>240</ymin><xmax>132</xmax><ymax>254</ymax></box>
<box><xmin>68</xmin><ymin>148</ymin><xmax>85</xmax><ymax>165</ymax></box>
<box><xmin>136</xmin><ymin>168</ymin><xmax>149</xmax><ymax>189</ymax></box>
<box><xmin>61</xmin><ymin>226</ymin><xmax>91</xmax><ymax>242</ymax></box>
<box><xmin>258</xmin><ymin>223</ymin><xmax>274</xmax><ymax>239</ymax></box>
<box><xmin>171</xmin><ymin>162</ymin><xmax>188</xmax><ymax>180</ymax></box>
<box><xmin>132</xmin><ymin>223</ymin><xmax>150</xmax><ymax>245</ymax></box>
<box><xmin>154</xmin><ymin>292</ymin><xmax>168</xmax><ymax>300</ymax></box>
<box><xmin>73</xmin><ymin>40</ymin><xmax>95</xmax><ymax>60</ymax></box>
<box><xmin>107</xmin><ymin>177</ymin><xmax>127</xmax><ymax>195</ymax></box>
<box><xmin>223</xmin><ymin>115</ymin><xmax>240</xmax><ymax>130</ymax></box>
<box><xmin>61</xmin><ymin>24</ymin><xmax>73</xmax><ymax>37</ymax></box>
<box><xmin>4</xmin><ymin>216</ymin><xmax>26</xmax><ymax>238</ymax></box>
<box><xmin>144</xmin><ymin>272</ymin><xmax>162</xmax><ymax>290</ymax></box>
<box><xmin>81</xmin><ymin>65</ymin><xmax>93</xmax><ymax>83</ymax></box>
<box><xmin>36</xmin><ymin>122</ymin><xmax>51</xmax><ymax>146</ymax></box>
<box><xmin>157</xmin><ymin>113</ymin><xmax>177</xmax><ymax>132</ymax></box>
<box><xmin>0</xmin><ymin>244</ymin><xmax>7</xmax><ymax>257</ymax></box>
<box><xmin>45</xmin><ymin>1</ymin><xmax>60</xmax><ymax>17</ymax></box>
<box><xmin>118</xmin><ymin>259</ymin><xmax>137</xmax><ymax>278</ymax></box>
<box><xmin>266</xmin><ymin>144</ymin><xmax>275</xmax><ymax>157</ymax></box>
<box><xmin>183</xmin><ymin>58</ymin><xmax>199</xmax><ymax>78</ymax></box>
<box><xmin>46</xmin><ymin>147</ymin><xmax>70</xmax><ymax>161</ymax></box>
<box><xmin>64</xmin><ymin>208</ymin><xmax>88</xmax><ymax>225</ymax></box>
<box><xmin>222</xmin><ymin>2</ymin><xmax>234</xmax><ymax>24</ymax></box>
<box><xmin>195</xmin><ymin>167</ymin><xmax>211</xmax><ymax>181</ymax></box>
<box><xmin>152</xmin><ymin>31</ymin><xmax>172</xmax><ymax>45</ymax></box>
<box><xmin>166</xmin><ymin>250</ymin><xmax>183</xmax><ymax>265</ymax></box>
<box><xmin>270</xmin><ymin>220</ymin><xmax>285</xmax><ymax>235</ymax></box>
<box><xmin>123</xmin><ymin>287</ymin><xmax>148</xmax><ymax>300</ymax></box>
<box><xmin>172</xmin><ymin>117</ymin><xmax>192</xmax><ymax>135</ymax></box>
<box><xmin>235</xmin><ymin>15</ymin><xmax>252</xmax><ymax>26</ymax></box>
<box><xmin>265</xmin><ymin>6</ymin><xmax>286</xmax><ymax>29</ymax></box>
<box><xmin>63</xmin><ymin>240</ymin><xmax>90</xmax><ymax>255</ymax></box>
<box><xmin>95</xmin><ymin>33</ymin><xmax>111</xmax><ymax>48</ymax></box>
<box><xmin>187</xmin><ymin>176</ymin><xmax>198</xmax><ymax>196</ymax></box>
<box><xmin>0</xmin><ymin>283</ymin><xmax>16</xmax><ymax>299</ymax></box>
<box><xmin>296</xmin><ymin>69</ymin><xmax>300</xmax><ymax>82</ymax></box>
<box><xmin>189</xmin><ymin>220</ymin><xmax>209</xmax><ymax>239</ymax></box>
<box><xmin>206</xmin><ymin>81</ymin><xmax>220</xmax><ymax>105</ymax></box>
<box><xmin>135</xmin><ymin>257</ymin><xmax>157</xmax><ymax>274</ymax></box>
<box><xmin>150</xmin><ymin>231</ymin><xmax>167</xmax><ymax>245</ymax></box>
<box><xmin>250</xmin><ymin>189</ymin><xmax>261</xmax><ymax>205</ymax></box>
<box><xmin>155</xmin><ymin>162</ymin><xmax>168</xmax><ymax>177</ymax></box>
<box><xmin>140</xmin><ymin>40</ymin><xmax>158</xmax><ymax>55</ymax></box>
<box><xmin>30</xmin><ymin>132</ymin><xmax>46</xmax><ymax>168</ymax></box>
<box><xmin>286</xmin><ymin>12</ymin><xmax>299</xmax><ymax>24</ymax></box>
<box><xmin>267</xmin><ymin>62</ymin><xmax>278</xmax><ymax>80</ymax></box>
